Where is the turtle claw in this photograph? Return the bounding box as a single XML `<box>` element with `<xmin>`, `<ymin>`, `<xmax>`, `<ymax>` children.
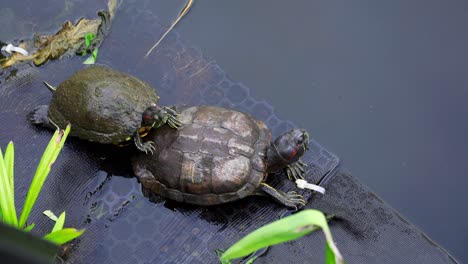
<box><xmin>284</xmin><ymin>191</ymin><xmax>307</xmax><ymax>209</ymax></box>
<box><xmin>285</xmin><ymin>160</ymin><xmax>307</xmax><ymax>180</ymax></box>
<box><xmin>134</xmin><ymin>132</ymin><xmax>155</xmax><ymax>154</ymax></box>
<box><xmin>162</xmin><ymin>106</ymin><xmax>182</xmax><ymax>129</ymax></box>
<box><xmin>140</xmin><ymin>141</ymin><xmax>155</xmax><ymax>155</ymax></box>
<box><xmin>167</xmin><ymin>115</ymin><xmax>182</xmax><ymax>129</ymax></box>
<box><xmin>260</xmin><ymin>183</ymin><xmax>307</xmax><ymax>209</ymax></box>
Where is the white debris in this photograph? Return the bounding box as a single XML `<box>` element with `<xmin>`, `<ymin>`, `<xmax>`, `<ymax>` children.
<box><xmin>1</xmin><ymin>43</ymin><xmax>29</xmax><ymax>56</ymax></box>
<box><xmin>296</xmin><ymin>179</ymin><xmax>326</xmax><ymax>194</ymax></box>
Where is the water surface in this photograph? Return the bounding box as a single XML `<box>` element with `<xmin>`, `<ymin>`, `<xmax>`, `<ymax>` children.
<box><xmin>177</xmin><ymin>1</ymin><xmax>468</xmax><ymax>261</ymax></box>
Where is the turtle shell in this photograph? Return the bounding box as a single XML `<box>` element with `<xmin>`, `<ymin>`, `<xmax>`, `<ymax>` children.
<box><xmin>48</xmin><ymin>65</ymin><xmax>159</xmax><ymax>144</ymax></box>
<box><xmin>132</xmin><ymin>106</ymin><xmax>272</xmax><ymax>205</ymax></box>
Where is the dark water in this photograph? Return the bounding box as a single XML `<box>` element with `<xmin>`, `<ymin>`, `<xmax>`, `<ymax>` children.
<box><xmin>176</xmin><ymin>0</ymin><xmax>468</xmax><ymax>261</ymax></box>
<box><xmin>0</xmin><ymin>0</ymin><xmax>466</xmax><ymax>262</ymax></box>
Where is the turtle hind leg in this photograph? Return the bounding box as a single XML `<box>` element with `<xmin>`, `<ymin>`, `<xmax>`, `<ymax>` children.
<box><xmin>28</xmin><ymin>105</ymin><xmax>52</xmax><ymax>127</ymax></box>
<box><xmin>260</xmin><ymin>183</ymin><xmax>306</xmax><ymax>210</ymax></box>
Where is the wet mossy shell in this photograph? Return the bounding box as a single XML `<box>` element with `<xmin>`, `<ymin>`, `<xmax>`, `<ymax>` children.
<box><xmin>48</xmin><ymin>65</ymin><xmax>159</xmax><ymax>144</ymax></box>
<box><xmin>132</xmin><ymin>106</ymin><xmax>273</xmax><ymax>205</ymax></box>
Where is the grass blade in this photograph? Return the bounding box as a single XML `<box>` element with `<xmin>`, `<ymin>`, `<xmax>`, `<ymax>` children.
<box><xmin>18</xmin><ymin>129</ymin><xmax>59</xmax><ymax>228</ymax></box>
<box><xmin>43</xmin><ymin>228</ymin><xmax>85</xmax><ymax>245</ymax></box>
<box><xmin>220</xmin><ymin>209</ymin><xmax>344</xmax><ymax>264</ymax></box>
<box><xmin>144</xmin><ymin>0</ymin><xmax>193</xmax><ymax>58</ymax></box>
<box><xmin>0</xmin><ymin>146</ymin><xmax>18</xmax><ymax>226</ymax></box>
<box><xmin>18</xmin><ymin>125</ymin><xmax>71</xmax><ymax>228</ymax></box>
<box><xmin>4</xmin><ymin>142</ymin><xmax>14</xmax><ymax>193</ymax></box>
<box><xmin>50</xmin><ymin>124</ymin><xmax>70</xmax><ymax>162</ymax></box>
<box><xmin>52</xmin><ymin>212</ymin><xmax>66</xmax><ymax>233</ymax></box>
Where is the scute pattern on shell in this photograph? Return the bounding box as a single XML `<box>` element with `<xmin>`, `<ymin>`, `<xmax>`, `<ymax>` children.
<box><xmin>133</xmin><ymin>106</ymin><xmax>272</xmax><ymax>205</ymax></box>
<box><xmin>47</xmin><ymin>65</ymin><xmax>159</xmax><ymax>143</ymax></box>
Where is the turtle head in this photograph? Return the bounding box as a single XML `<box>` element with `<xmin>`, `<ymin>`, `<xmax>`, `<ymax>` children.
<box><xmin>141</xmin><ymin>105</ymin><xmax>169</xmax><ymax>128</ymax></box>
<box><xmin>266</xmin><ymin>129</ymin><xmax>310</xmax><ymax>173</ymax></box>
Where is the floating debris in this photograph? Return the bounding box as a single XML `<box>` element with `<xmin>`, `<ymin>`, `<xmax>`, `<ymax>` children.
<box><xmin>145</xmin><ymin>0</ymin><xmax>194</xmax><ymax>58</ymax></box>
<box><xmin>0</xmin><ymin>0</ymin><xmax>119</xmax><ymax>69</ymax></box>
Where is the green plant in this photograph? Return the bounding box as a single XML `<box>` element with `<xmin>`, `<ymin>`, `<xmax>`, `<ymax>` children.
<box><xmin>218</xmin><ymin>209</ymin><xmax>344</xmax><ymax>264</ymax></box>
<box><xmin>0</xmin><ymin>124</ymin><xmax>84</xmax><ymax>245</ymax></box>
<box><xmin>82</xmin><ymin>33</ymin><xmax>99</xmax><ymax>64</ymax></box>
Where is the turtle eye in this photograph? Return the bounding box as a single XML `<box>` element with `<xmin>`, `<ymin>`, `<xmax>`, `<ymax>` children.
<box><xmin>296</xmin><ymin>134</ymin><xmax>305</xmax><ymax>145</ymax></box>
<box><xmin>295</xmin><ymin>131</ymin><xmax>310</xmax><ymax>150</ymax></box>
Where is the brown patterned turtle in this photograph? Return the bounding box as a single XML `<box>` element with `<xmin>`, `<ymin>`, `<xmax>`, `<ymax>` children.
<box><xmin>132</xmin><ymin>105</ymin><xmax>310</xmax><ymax>208</ymax></box>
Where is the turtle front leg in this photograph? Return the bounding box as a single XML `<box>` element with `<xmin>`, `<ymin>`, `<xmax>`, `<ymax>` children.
<box><xmin>151</xmin><ymin>106</ymin><xmax>182</xmax><ymax>129</ymax></box>
<box><xmin>162</xmin><ymin>106</ymin><xmax>182</xmax><ymax>129</ymax></box>
<box><xmin>134</xmin><ymin>131</ymin><xmax>155</xmax><ymax>154</ymax></box>
<box><xmin>285</xmin><ymin>159</ymin><xmax>308</xmax><ymax>180</ymax></box>
<box><xmin>260</xmin><ymin>183</ymin><xmax>306</xmax><ymax>210</ymax></box>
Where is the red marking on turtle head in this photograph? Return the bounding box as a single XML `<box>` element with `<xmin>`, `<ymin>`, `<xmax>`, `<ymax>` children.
<box><xmin>287</xmin><ymin>146</ymin><xmax>299</xmax><ymax>160</ymax></box>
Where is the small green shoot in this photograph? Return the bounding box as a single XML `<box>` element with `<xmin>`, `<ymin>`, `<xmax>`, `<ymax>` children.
<box><xmin>0</xmin><ymin>124</ymin><xmax>84</xmax><ymax>246</ymax></box>
<box><xmin>83</xmin><ymin>48</ymin><xmax>98</xmax><ymax>64</ymax></box>
<box><xmin>84</xmin><ymin>33</ymin><xmax>95</xmax><ymax>51</ymax></box>
<box><xmin>44</xmin><ymin>228</ymin><xmax>85</xmax><ymax>245</ymax></box>
<box><xmin>219</xmin><ymin>209</ymin><xmax>344</xmax><ymax>264</ymax></box>
<box><xmin>24</xmin><ymin>223</ymin><xmax>35</xmax><ymax>232</ymax></box>
<box><xmin>51</xmin><ymin>211</ymin><xmax>66</xmax><ymax>233</ymax></box>
<box><xmin>82</xmin><ymin>33</ymin><xmax>98</xmax><ymax>64</ymax></box>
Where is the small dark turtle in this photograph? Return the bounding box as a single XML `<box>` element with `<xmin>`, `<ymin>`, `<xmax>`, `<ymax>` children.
<box><xmin>28</xmin><ymin>65</ymin><xmax>181</xmax><ymax>153</ymax></box>
<box><xmin>132</xmin><ymin>106</ymin><xmax>310</xmax><ymax>209</ymax></box>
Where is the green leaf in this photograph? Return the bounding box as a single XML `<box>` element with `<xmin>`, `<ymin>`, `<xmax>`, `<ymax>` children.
<box><xmin>43</xmin><ymin>210</ymin><xmax>58</xmax><ymax>221</ymax></box>
<box><xmin>0</xmin><ymin>144</ymin><xmax>18</xmax><ymax>226</ymax></box>
<box><xmin>24</xmin><ymin>223</ymin><xmax>35</xmax><ymax>232</ymax></box>
<box><xmin>52</xmin><ymin>211</ymin><xmax>66</xmax><ymax>233</ymax></box>
<box><xmin>83</xmin><ymin>48</ymin><xmax>98</xmax><ymax>64</ymax></box>
<box><xmin>43</xmin><ymin>228</ymin><xmax>85</xmax><ymax>245</ymax></box>
<box><xmin>220</xmin><ymin>209</ymin><xmax>343</xmax><ymax>264</ymax></box>
<box><xmin>18</xmin><ymin>125</ymin><xmax>71</xmax><ymax>228</ymax></box>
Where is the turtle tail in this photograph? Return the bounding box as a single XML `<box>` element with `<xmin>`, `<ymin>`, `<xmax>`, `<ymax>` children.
<box><xmin>43</xmin><ymin>81</ymin><xmax>56</xmax><ymax>93</ymax></box>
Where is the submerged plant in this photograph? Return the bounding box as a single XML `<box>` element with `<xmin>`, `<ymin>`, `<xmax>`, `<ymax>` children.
<box><xmin>0</xmin><ymin>124</ymin><xmax>84</xmax><ymax>245</ymax></box>
<box><xmin>218</xmin><ymin>209</ymin><xmax>344</xmax><ymax>264</ymax></box>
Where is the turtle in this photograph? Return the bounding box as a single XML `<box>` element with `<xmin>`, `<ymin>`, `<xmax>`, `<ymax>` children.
<box><xmin>28</xmin><ymin>65</ymin><xmax>181</xmax><ymax>153</ymax></box>
<box><xmin>132</xmin><ymin>105</ymin><xmax>310</xmax><ymax>209</ymax></box>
